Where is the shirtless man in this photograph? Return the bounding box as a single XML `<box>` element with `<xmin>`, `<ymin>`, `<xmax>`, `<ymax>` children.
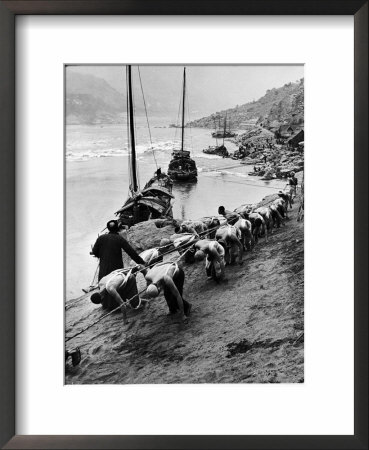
<box><xmin>194</xmin><ymin>239</ymin><xmax>227</xmax><ymax>282</ymax></box>
<box><xmin>170</xmin><ymin>232</ymin><xmax>198</xmax><ymax>252</ymax></box>
<box><xmin>273</xmin><ymin>197</ymin><xmax>289</xmax><ymax>219</ymax></box>
<box><xmin>90</xmin><ymin>266</ymin><xmax>144</xmax><ymax>324</ymax></box>
<box><xmin>269</xmin><ymin>203</ymin><xmax>285</xmax><ymax>228</ymax></box>
<box><xmin>145</xmin><ymin>262</ymin><xmax>192</xmax><ymax>323</ymax></box>
<box><xmin>139</xmin><ymin>246</ymin><xmax>168</xmax><ymax>276</ymax></box>
<box><xmin>215</xmin><ymin>224</ymin><xmax>243</xmax><ymax>265</ymax></box>
<box><xmin>199</xmin><ymin>216</ymin><xmax>223</xmax><ymax>238</ymax></box>
<box><xmin>254</xmin><ymin>206</ymin><xmax>273</xmax><ymax>235</ymax></box>
<box><xmin>278</xmin><ymin>190</ymin><xmax>293</xmax><ymax>209</ymax></box>
<box><xmin>169</xmin><ymin>232</ymin><xmax>199</xmax><ymax>263</ymax></box>
<box><xmin>177</xmin><ymin>219</ymin><xmax>207</xmax><ymax>235</ymax></box>
<box><xmin>246</xmin><ymin>212</ymin><xmax>267</xmax><ymax>243</ymax></box>
<box><xmin>218</xmin><ymin>206</ymin><xmax>241</xmax><ymax>225</ymax></box>
<box><xmin>234</xmin><ymin>217</ymin><xmax>253</xmax><ymax>250</ymax></box>
<box><xmin>234</xmin><ymin>204</ymin><xmax>255</xmax><ymax>219</ymax></box>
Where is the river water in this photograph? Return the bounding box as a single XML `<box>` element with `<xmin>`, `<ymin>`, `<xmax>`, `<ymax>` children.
<box><xmin>66</xmin><ymin>122</ymin><xmax>286</xmax><ymax>298</ymax></box>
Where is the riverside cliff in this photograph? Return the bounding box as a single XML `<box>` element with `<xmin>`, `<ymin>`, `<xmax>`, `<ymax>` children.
<box><xmin>187</xmin><ymin>78</ymin><xmax>304</xmax><ymax>131</ymax></box>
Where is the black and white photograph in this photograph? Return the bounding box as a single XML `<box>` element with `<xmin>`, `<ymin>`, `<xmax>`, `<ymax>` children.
<box><xmin>65</xmin><ymin>64</ymin><xmax>304</xmax><ymax>384</ymax></box>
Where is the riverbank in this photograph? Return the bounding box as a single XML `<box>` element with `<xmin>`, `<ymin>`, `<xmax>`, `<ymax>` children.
<box><xmin>65</xmin><ymin>191</ymin><xmax>304</xmax><ymax>384</ymax></box>
<box><xmin>231</xmin><ymin>127</ymin><xmax>304</xmax><ymax>179</ymax></box>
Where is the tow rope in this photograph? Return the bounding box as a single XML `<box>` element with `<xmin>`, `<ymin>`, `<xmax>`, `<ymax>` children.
<box><xmin>65</xmin><ymin>286</ymin><xmax>148</xmax><ymax>343</ymax></box>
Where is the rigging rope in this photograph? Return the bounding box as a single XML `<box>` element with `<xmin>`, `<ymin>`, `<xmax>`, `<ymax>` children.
<box><xmin>185</xmin><ymin>85</ymin><xmax>194</xmax><ymax>153</ymax></box>
<box><xmin>213</xmin><ymin>178</ymin><xmax>285</xmax><ymax>190</ymax></box>
<box><xmin>65</xmin><ymin>287</ymin><xmax>148</xmax><ymax>343</ymax></box>
<box><xmin>66</xmin><ymin>174</ymin><xmax>286</xmax><ymax>308</ymax></box>
<box><xmin>132</xmin><ymin>68</ymin><xmax>140</xmax><ymax>192</ymax></box>
<box><xmin>126</xmin><ymin>69</ymin><xmax>132</xmax><ymax>197</ymax></box>
<box><xmin>66</xmin><ymin>220</ymin><xmax>224</xmax><ymax>307</ymax></box>
<box><xmin>67</xmin><ymin>263</ymin><xmax>100</xmax><ymax>308</ymax></box>
<box><xmin>173</xmin><ymin>74</ymin><xmax>183</xmax><ymax>146</ymax></box>
<box><xmin>137</xmin><ymin>66</ymin><xmax>158</xmax><ymax>170</ymax></box>
<box><xmin>198</xmin><ymin>163</ymin><xmax>289</xmax><ymax>190</ymax></box>
<box><xmin>66</xmin><ymin>244</ymin><xmax>196</xmax><ymax>342</ymax></box>
<box><xmin>65</xmin><ymin>186</ymin><xmax>293</xmax><ymax>340</ymax></box>
<box><xmin>200</xmin><ymin>163</ymin><xmax>247</xmax><ymax>172</ymax></box>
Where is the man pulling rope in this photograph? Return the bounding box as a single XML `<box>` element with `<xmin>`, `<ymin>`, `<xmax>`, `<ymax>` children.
<box><xmin>90</xmin><ymin>265</ymin><xmax>147</xmax><ymax>324</ymax></box>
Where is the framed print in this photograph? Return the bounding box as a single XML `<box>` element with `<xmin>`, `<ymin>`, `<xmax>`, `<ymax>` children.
<box><xmin>64</xmin><ymin>62</ymin><xmax>305</xmax><ymax>386</ymax></box>
<box><xmin>0</xmin><ymin>1</ymin><xmax>367</xmax><ymax>449</ymax></box>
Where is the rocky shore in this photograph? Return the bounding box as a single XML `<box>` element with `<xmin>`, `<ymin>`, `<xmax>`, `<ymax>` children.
<box><xmin>225</xmin><ymin>127</ymin><xmax>304</xmax><ymax>180</ymax></box>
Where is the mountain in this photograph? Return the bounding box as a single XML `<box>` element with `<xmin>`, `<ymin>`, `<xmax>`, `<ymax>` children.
<box><xmin>66</xmin><ymin>69</ymin><xmax>304</xmax><ymax>128</ymax></box>
<box><xmin>187</xmin><ymin>78</ymin><xmax>304</xmax><ymax>130</ymax></box>
<box><xmin>66</xmin><ymin>71</ymin><xmax>126</xmax><ymax>124</ymax></box>
<box><xmin>65</xmin><ymin>70</ymin><xmax>176</xmax><ymax>124</ymax></box>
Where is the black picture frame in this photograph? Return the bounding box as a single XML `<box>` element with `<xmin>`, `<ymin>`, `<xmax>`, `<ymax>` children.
<box><xmin>0</xmin><ymin>1</ymin><xmax>367</xmax><ymax>448</ymax></box>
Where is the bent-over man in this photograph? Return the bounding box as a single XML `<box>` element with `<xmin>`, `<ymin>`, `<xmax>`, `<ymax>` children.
<box><xmin>218</xmin><ymin>206</ymin><xmax>240</xmax><ymax>225</ymax></box>
<box><xmin>215</xmin><ymin>224</ymin><xmax>243</xmax><ymax>265</ymax></box>
<box><xmin>90</xmin><ymin>266</ymin><xmax>144</xmax><ymax>324</ymax></box>
<box><xmin>234</xmin><ymin>217</ymin><xmax>253</xmax><ymax>250</ymax></box>
<box><xmin>145</xmin><ymin>262</ymin><xmax>192</xmax><ymax>323</ymax></box>
<box><xmin>194</xmin><ymin>239</ymin><xmax>227</xmax><ymax>282</ymax></box>
<box><xmin>176</xmin><ymin>219</ymin><xmax>207</xmax><ymax>235</ymax></box>
<box><xmin>273</xmin><ymin>197</ymin><xmax>289</xmax><ymax>219</ymax></box>
<box><xmin>246</xmin><ymin>212</ymin><xmax>267</xmax><ymax>243</ymax></box>
<box><xmin>254</xmin><ymin>207</ymin><xmax>273</xmax><ymax>235</ymax></box>
<box><xmin>138</xmin><ymin>246</ymin><xmax>169</xmax><ymax>276</ymax></box>
<box><xmin>269</xmin><ymin>204</ymin><xmax>285</xmax><ymax>228</ymax></box>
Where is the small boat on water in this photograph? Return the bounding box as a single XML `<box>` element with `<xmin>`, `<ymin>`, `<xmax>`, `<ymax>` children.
<box><xmin>203</xmin><ymin>115</ymin><xmax>229</xmax><ymax>157</ymax></box>
<box><xmin>212</xmin><ymin>130</ymin><xmax>236</xmax><ymax>138</ymax></box>
<box><xmin>203</xmin><ymin>144</ymin><xmax>229</xmax><ymax>157</ymax></box>
<box><xmin>115</xmin><ymin>66</ymin><xmax>174</xmax><ymax>228</ymax></box>
<box><xmin>168</xmin><ymin>67</ymin><xmax>198</xmax><ymax>182</ymax></box>
<box><xmin>211</xmin><ymin>113</ymin><xmax>236</xmax><ymax>138</ymax></box>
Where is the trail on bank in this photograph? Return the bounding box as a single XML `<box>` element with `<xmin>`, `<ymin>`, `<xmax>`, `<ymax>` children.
<box><xmin>65</xmin><ymin>195</ymin><xmax>304</xmax><ymax>384</ymax></box>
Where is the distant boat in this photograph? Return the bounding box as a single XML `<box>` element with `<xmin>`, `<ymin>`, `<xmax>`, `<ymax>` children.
<box><xmin>167</xmin><ymin>67</ymin><xmax>198</xmax><ymax>182</ymax></box>
<box><xmin>211</xmin><ymin>113</ymin><xmax>236</xmax><ymax>138</ymax></box>
<box><xmin>203</xmin><ymin>144</ymin><xmax>229</xmax><ymax>157</ymax></box>
<box><xmin>115</xmin><ymin>66</ymin><xmax>174</xmax><ymax>228</ymax></box>
<box><xmin>203</xmin><ymin>115</ymin><xmax>229</xmax><ymax>157</ymax></box>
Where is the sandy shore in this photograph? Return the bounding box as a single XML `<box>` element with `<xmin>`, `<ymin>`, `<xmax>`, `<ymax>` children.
<box><xmin>65</xmin><ymin>189</ymin><xmax>304</xmax><ymax>384</ymax></box>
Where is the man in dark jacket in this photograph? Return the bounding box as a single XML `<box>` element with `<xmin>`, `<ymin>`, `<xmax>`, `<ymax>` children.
<box><xmin>91</xmin><ymin>220</ymin><xmax>145</xmax><ymax>281</ymax></box>
<box><xmin>287</xmin><ymin>171</ymin><xmax>298</xmax><ymax>198</ymax></box>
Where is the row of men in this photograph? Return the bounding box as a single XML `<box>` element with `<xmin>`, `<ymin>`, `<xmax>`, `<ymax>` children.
<box><xmin>88</xmin><ymin>190</ymin><xmax>293</xmax><ymax>325</ymax></box>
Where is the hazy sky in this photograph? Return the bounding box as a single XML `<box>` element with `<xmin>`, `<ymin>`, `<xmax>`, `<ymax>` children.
<box><xmin>68</xmin><ymin>65</ymin><xmax>304</xmax><ymax>119</ymax></box>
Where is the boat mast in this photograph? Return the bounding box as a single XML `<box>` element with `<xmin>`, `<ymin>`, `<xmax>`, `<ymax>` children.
<box><xmin>223</xmin><ymin>113</ymin><xmax>227</xmax><ymax>146</ymax></box>
<box><xmin>213</xmin><ymin>117</ymin><xmax>218</xmax><ymax>146</ymax></box>
<box><xmin>181</xmin><ymin>67</ymin><xmax>186</xmax><ymax>153</ymax></box>
<box><xmin>127</xmin><ymin>65</ymin><xmax>139</xmax><ymax>193</ymax></box>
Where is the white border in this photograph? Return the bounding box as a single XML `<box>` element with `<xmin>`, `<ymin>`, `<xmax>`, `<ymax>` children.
<box><xmin>16</xmin><ymin>16</ymin><xmax>354</xmax><ymax>435</ymax></box>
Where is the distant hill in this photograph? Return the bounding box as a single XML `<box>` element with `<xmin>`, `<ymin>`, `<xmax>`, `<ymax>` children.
<box><xmin>66</xmin><ymin>70</ymin><xmax>304</xmax><ymax>128</ymax></box>
<box><xmin>66</xmin><ymin>71</ymin><xmax>125</xmax><ymax>124</ymax></box>
<box><xmin>66</xmin><ymin>70</ymin><xmax>177</xmax><ymax>125</ymax></box>
<box><xmin>187</xmin><ymin>78</ymin><xmax>304</xmax><ymax>131</ymax></box>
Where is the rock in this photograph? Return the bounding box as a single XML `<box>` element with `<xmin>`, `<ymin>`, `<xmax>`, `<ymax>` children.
<box><xmin>126</xmin><ymin>220</ymin><xmax>175</xmax><ymax>252</ymax></box>
<box><xmin>153</xmin><ymin>218</ymin><xmax>178</xmax><ymax>228</ymax></box>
